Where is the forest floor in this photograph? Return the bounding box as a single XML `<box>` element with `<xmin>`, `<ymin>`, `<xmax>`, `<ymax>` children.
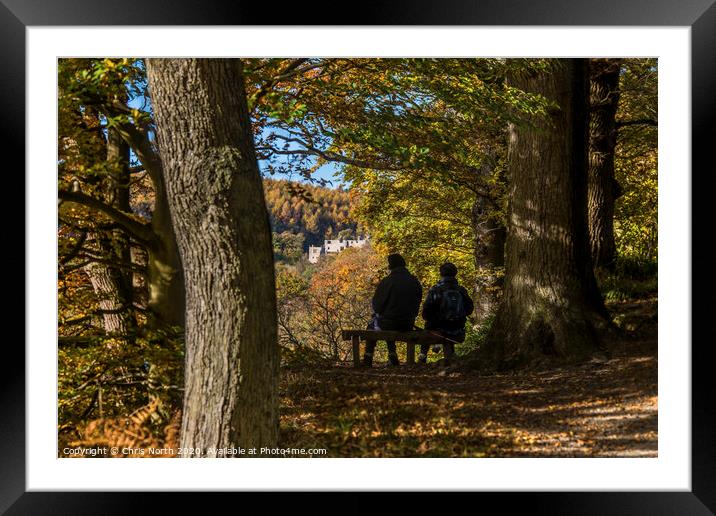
<box><xmin>279</xmin><ymin>296</ymin><xmax>658</xmax><ymax>457</ymax></box>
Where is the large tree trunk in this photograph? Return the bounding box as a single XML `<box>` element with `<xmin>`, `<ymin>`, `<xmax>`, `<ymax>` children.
<box><xmin>84</xmin><ymin>248</ymin><xmax>131</xmax><ymax>334</ymax></box>
<box><xmin>470</xmin><ymin>192</ymin><xmax>505</xmax><ymax>326</ymax></box>
<box><xmin>83</xmin><ymin>127</ymin><xmax>136</xmax><ymax>336</ymax></box>
<box><xmin>106</xmin><ymin>127</ymin><xmax>135</xmax><ymax>300</ymax></box>
<box><xmin>588</xmin><ymin>58</ymin><xmax>622</xmax><ymax>270</ymax></box>
<box><xmin>480</xmin><ymin>59</ymin><xmax>611</xmax><ymax>369</ymax></box>
<box><xmin>147</xmin><ymin>58</ymin><xmax>279</xmax><ymax>455</ymax></box>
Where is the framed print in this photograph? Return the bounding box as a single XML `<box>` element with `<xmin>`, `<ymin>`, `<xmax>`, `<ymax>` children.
<box><xmin>6</xmin><ymin>0</ymin><xmax>715</xmax><ymax>513</ymax></box>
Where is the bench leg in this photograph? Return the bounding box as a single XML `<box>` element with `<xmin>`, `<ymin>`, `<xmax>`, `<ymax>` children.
<box><xmin>406</xmin><ymin>342</ymin><xmax>415</xmax><ymax>365</ymax></box>
<box><xmin>352</xmin><ymin>336</ymin><xmax>361</xmax><ymax>368</ymax></box>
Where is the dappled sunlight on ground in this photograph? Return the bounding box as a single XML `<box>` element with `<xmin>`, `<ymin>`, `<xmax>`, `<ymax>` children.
<box><xmin>279</xmin><ymin>301</ymin><xmax>657</xmax><ymax>457</ymax></box>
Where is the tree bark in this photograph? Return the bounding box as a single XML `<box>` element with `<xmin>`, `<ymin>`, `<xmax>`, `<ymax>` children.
<box><xmin>470</xmin><ymin>191</ymin><xmax>505</xmax><ymax>326</ymax></box>
<box><xmin>480</xmin><ymin>59</ymin><xmax>611</xmax><ymax>369</ymax></box>
<box><xmin>106</xmin><ymin>125</ymin><xmax>133</xmax><ymax>292</ymax></box>
<box><xmin>146</xmin><ymin>180</ymin><xmax>186</xmax><ymax>329</ymax></box>
<box><xmin>83</xmin><ymin>127</ymin><xmax>136</xmax><ymax>336</ymax></box>
<box><xmin>588</xmin><ymin>58</ymin><xmax>622</xmax><ymax>270</ymax></box>
<box><xmin>83</xmin><ymin>250</ymin><xmax>130</xmax><ymax>334</ymax></box>
<box><xmin>147</xmin><ymin>58</ymin><xmax>279</xmax><ymax>454</ymax></box>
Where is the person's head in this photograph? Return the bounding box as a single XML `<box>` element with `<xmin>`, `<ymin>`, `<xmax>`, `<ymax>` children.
<box><xmin>439</xmin><ymin>262</ymin><xmax>458</xmax><ymax>278</ymax></box>
<box><xmin>387</xmin><ymin>253</ymin><xmax>406</xmax><ymax>270</ymax></box>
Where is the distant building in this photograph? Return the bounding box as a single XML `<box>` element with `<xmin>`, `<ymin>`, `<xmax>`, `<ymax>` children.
<box><xmin>308</xmin><ymin>245</ymin><xmax>323</xmax><ymax>263</ymax></box>
<box><xmin>308</xmin><ymin>236</ymin><xmax>369</xmax><ymax>263</ymax></box>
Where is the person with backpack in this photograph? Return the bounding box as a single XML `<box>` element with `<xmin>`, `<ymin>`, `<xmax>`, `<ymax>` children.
<box><xmin>418</xmin><ymin>262</ymin><xmax>474</xmax><ymax>364</ymax></box>
<box><xmin>363</xmin><ymin>253</ymin><xmax>423</xmax><ymax>367</ymax></box>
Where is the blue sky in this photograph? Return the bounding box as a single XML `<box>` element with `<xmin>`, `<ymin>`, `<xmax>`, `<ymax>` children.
<box><xmin>127</xmin><ymin>93</ymin><xmax>345</xmax><ymax>189</ymax></box>
<box><xmin>267</xmin><ymin>159</ymin><xmax>343</xmax><ymax>187</ymax></box>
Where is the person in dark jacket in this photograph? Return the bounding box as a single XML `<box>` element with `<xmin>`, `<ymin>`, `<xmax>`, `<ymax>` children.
<box><xmin>419</xmin><ymin>262</ymin><xmax>474</xmax><ymax>364</ymax></box>
<box><xmin>363</xmin><ymin>253</ymin><xmax>423</xmax><ymax>367</ymax></box>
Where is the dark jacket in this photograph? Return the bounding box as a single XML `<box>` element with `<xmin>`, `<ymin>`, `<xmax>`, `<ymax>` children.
<box><xmin>421</xmin><ymin>276</ymin><xmax>474</xmax><ymax>335</ymax></box>
<box><xmin>372</xmin><ymin>266</ymin><xmax>423</xmax><ymax>326</ymax></box>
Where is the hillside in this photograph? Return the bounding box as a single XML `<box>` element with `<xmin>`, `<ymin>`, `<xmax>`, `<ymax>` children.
<box><xmin>264</xmin><ymin>178</ymin><xmax>362</xmax><ymax>262</ymax></box>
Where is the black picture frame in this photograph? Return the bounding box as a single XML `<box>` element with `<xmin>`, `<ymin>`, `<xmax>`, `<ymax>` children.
<box><xmin>5</xmin><ymin>0</ymin><xmax>714</xmax><ymax>513</ymax></box>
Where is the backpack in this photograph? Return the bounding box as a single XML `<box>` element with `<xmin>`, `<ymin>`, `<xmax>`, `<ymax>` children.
<box><xmin>438</xmin><ymin>287</ymin><xmax>466</xmax><ymax>323</ymax></box>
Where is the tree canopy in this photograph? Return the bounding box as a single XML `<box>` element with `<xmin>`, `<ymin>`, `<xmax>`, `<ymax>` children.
<box><xmin>57</xmin><ymin>57</ymin><xmax>658</xmax><ymax>459</ymax></box>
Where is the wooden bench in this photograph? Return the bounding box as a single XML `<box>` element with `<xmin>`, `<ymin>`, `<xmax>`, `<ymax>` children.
<box><xmin>341</xmin><ymin>329</ymin><xmax>452</xmax><ymax>367</ymax></box>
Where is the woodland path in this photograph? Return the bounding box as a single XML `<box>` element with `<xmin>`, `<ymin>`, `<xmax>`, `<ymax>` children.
<box><xmin>279</xmin><ymin>298</ymin><xmax>658</xmax><ymax>458</ymax></box>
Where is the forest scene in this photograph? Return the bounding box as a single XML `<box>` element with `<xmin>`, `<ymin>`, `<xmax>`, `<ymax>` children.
<box><xmin>58</xmin><ymin>57</ymin><xmax>657</xmax><ymax>458</ymax></box>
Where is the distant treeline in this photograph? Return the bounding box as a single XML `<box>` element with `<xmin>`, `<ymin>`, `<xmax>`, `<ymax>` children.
<box><xmin>264</xmin><ymin>178</ymin><xmax>360</xmax><ymax>261</ymax></box>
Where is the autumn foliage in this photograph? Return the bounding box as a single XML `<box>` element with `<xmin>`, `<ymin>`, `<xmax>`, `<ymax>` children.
<box><xmin>57</xmin><ymin>57</ymin><xmax>658</xmax><ymax>458</ymax></box>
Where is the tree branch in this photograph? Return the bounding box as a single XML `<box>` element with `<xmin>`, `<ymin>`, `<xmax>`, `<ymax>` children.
<box><xmin>59</xmin><ymin>229</ymin><xmax>88</xmax><ymax>266</ymax></box>
<box><xmin>95</xmin><ymin>99</ymin><xmax>164</xmax><ymax>189</ymax></box>
<box><xmin>267</xmin><ymin>135</ymin><xmax>405</xmax><ymax>172</ymax></box>
<box><xmin>111</xmin><ymin>121</ymin><xmax>164</xmax><ymax>188</ymax></box>
<box><xmin>59</xmin><ymin>190</ymin><xmax>157</xmax><ymax>248</ymax></box>
<box><xmin>616</xmin><ymin>118</ymin><xmax>658</xmax><ymax>129</ymax></box>
<box><xmin>251</xmin><ymin>58</ymin><xmax>312</xmax><ymax>105</ymax></box>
